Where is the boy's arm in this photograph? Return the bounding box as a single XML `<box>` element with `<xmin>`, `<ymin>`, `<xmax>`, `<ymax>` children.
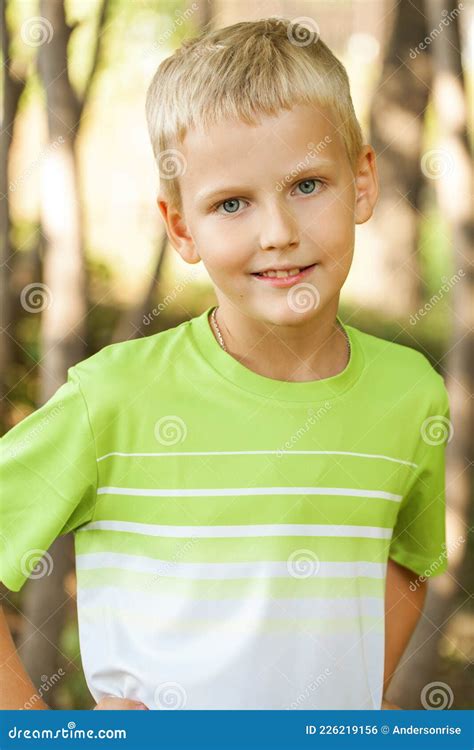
<box><xmin>0</xmin><ymin>605</ymin><xmax>49</xmax><ymax>709</ymax></box>
<box><xmin>382</xmin><ymin>557</ymin><xmax>428</xmax><ymax>708</ymax></box>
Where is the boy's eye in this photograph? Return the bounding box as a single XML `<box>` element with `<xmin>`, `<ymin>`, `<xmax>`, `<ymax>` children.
<box><xmin>294</xmin><ymin>178</ymin><xmax>322</xmax><ymax>195</ymax></box>
<box><xmin>213</xmin><ymin>179</ymin><xmax>324</xmax><ymax>215</ymax></box>
<box><xmin>216</xmin><ymin>198</ymin><xmax>243</xmax><ymax>214</ymax></box>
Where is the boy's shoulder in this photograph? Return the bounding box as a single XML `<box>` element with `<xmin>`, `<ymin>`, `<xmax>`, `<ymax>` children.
<box><xmin>72</xmin><ymin>316</ymin><xmax>193</xmax><ymax>384</ymax></box>
<box><xmin>349</xmin><ymin>323</ymin><xmax>448</xmax><ymax>408</ymax></box>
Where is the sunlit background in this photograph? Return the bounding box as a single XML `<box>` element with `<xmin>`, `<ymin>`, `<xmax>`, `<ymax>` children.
<box><xmin>1</xmin><ymin>0</ymin><xmax>472</xmax><ymax>709</ymax></box>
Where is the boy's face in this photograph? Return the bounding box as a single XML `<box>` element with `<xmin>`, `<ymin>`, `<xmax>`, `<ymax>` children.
<box><xmin>158</xmin><ymin>103</ymin><xmax>378</xmax><ymax>326</ymax></box>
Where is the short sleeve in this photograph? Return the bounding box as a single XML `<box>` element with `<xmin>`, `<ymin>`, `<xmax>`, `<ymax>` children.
<box><xmin>389</xmin><ymin>376</ymin><xmax>450</xmax><ymax>578</ymax></box>
<box><xmin>0</xmin><ymin>366</ymin><xmax>97</xmax><ymax>592</ymax></box>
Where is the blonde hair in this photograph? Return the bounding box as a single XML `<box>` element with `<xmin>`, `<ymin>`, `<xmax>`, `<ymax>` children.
<box><xmin>145</xmin><ymin>17</ymin><xmax>364</xmax><ymax>210</ymax></box>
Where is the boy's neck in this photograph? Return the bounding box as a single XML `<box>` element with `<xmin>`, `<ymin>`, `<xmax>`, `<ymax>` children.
<box><xmin>209</xmin><ymin>300</ymin><xmax>350</xmax><ymax>383</ymax></box>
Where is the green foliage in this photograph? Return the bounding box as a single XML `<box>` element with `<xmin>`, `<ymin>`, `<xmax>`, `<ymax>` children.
<box><xmin>57</xmin><ymin>616</ymin><xmax>93</xmax><ymax>709</ymax></box>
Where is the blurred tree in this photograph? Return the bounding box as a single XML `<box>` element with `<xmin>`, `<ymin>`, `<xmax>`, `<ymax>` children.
<box><xmin>0</xmin><ymin>0</ymin><xmax>26</xmax><ymax>432</ymax></box>
<box><xmin>18</xmin><ymin>0</ymin><xmax>112</xmax><ymax>704</ymax></box>
<box><xmin>111</xmin><ymin>231</ymin><xmax>168</xmax><ymax>342</ymax></box>
<box><xmin>387</xmin><ymin>0</ymin><xmax>473</xmax><ymax>709</ymax></box>
<box><xmin>368</xmin><ymin>0</ymin><xmax>432</xmax><ymax>317</ymax></box>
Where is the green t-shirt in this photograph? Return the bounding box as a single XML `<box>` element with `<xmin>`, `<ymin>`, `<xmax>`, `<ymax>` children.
<box><xmin>0</xmin><ymin>306</ymin><xmax>450</xmax><ymax>709</ymax></box>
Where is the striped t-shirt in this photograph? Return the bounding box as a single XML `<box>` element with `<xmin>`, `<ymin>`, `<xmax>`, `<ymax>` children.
<box><xmin>1</xmin><ymin>305</ymin><xmax>450</xmax><ymax>710</ymax></box>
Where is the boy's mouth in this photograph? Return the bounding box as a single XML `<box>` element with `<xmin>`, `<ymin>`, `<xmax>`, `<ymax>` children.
<box><xmin>250</xmin><ymin>263</ymin><xmax>318</xmax><ymax>286</ymax></box>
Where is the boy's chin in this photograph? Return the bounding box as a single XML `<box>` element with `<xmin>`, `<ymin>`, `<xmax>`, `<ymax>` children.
<box><xmin>248</xmin><ymin>299</ymin><xmax>326</xmax><ymax>328</ymax></box>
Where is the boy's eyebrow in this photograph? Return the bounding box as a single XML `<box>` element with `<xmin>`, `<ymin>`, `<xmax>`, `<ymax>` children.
<box><xmin>196</xmin><ymin>159</ymin><xmax>337</xmax><ymax>204</ymax></box>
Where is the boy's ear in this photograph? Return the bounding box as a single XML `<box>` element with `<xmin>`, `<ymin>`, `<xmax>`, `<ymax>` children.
<box><xmin>157</xmin><ymin>196</ymin><xmax>201</xmax><ymax>264</ymax></box>
<box><xmin>354</xmin><ymin>145</ymin><xmax>379</xmax><ymax>225</ymax></box>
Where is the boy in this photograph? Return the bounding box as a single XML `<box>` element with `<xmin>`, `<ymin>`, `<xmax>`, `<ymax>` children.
<box><xmin>0</xmin><ymin>18</ymin><xmax>450</xmax><ymax>711</ymax></box>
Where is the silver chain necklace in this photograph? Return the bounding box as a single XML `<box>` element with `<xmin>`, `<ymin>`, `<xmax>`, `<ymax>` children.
<box><xmin>210</xmin><ymin>306</ymin><xmax>351</xmax><ymax>359</ymax></box>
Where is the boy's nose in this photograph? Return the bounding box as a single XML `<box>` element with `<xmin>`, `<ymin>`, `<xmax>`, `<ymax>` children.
<box><xmin>258</xmin><ymin>200</ymin><xmax>299</xmax><ymax>252</ymax></box>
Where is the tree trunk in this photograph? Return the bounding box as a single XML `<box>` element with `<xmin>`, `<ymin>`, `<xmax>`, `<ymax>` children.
<box><xmin>387</xmin><ymin>0</ymin><xmax>472</xmax><ymax>708</ymax></box>
<box><xmin>18</xmin><ymin>0</ymin><xmax>87</xmax><ymax>702</ymax></box>
<box><xmin>111</xmin><ymin>232</ymin><xmax>168</xmax><ymax>343</ymax></box>
<box><xmin>364</xmin><ymin>0</ymin><xmax>432</xmax><ymax>318</ymax></box>
<box><xmin>0</xmin><ymin>0</ymin><xmax>25</xmax><ymax>433</ymax></box>
<box><xmin>18</xmin><ymin>0</ymin><xmax>112</xmax><ymax>704</ymax></box>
